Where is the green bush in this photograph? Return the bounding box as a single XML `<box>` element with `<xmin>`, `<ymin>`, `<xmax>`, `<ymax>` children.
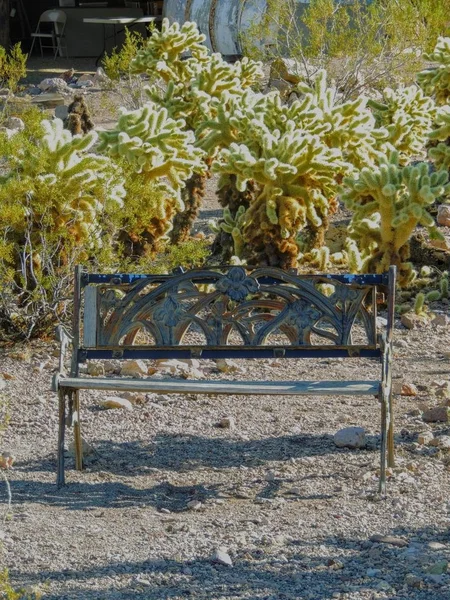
<box><xmin>0</xmin><ymin>116</ymin><xmax>125</xmax><ymax>339</ymax></box>
<box><xmin>244</xmin><ymin>0</ymin><xmax>450</xmax><ymax>99</ymax></box>
<box><xmin>0</xmin><ymin>43</ymin><xmax>27</xmax><ymax>92</ymax></box>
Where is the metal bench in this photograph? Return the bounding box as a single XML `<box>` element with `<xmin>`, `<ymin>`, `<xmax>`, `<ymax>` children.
<box><xmin>53</xmin><ymin>265</ymin><xmax>396</xmax><ymax>492</ymax></box>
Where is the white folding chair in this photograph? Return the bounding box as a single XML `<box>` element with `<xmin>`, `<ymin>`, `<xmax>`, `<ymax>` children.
<box><xmin>30</xmin><ymin>10</ymin><xmax>68</xmax><ymax>59</ymax></box>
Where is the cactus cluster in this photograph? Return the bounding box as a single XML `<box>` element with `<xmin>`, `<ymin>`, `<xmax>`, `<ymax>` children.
<box><xmin>98</xmin><ymin>101</ymin><xmax>206</xmax><ymax>249</ymax></box>
<box><xmin>129</xmin><ymin>18</ymin><xmax>263</xmax><ymax>243</ymax></box>
<box><xmin>417</xmin><ymin>37</ymin><xmax>450</xmax><ymax>105</ymax></box>
<box><xmin>200</xmin><ymin>70</ymin><xmax>390</xmax><ymax>266</ymax></box>
<box><xmin>368</xmin><ymin>86</ymin><xmax>437</xmax><ymax>162</ymax></box>
<box><xmin>342</xmin><ymin>151</ymin><xmax>450</xmax><ymax>284</ymax></box>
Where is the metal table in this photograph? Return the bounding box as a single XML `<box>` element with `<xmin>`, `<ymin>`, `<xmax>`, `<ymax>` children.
<box><xmin>83</xmin><ymin>15</ymin><xmax>162</xmax><ymax>62</ymax></box>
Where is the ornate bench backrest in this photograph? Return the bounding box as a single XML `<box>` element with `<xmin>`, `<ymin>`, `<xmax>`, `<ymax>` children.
<box><xmin>73</xmin><ymin>266</ymin><xmax>395</xmax><ymax>365</ymax></box>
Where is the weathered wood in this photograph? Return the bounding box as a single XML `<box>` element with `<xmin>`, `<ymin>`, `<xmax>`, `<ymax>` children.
<box><xmin>57</xmin><ymin>390</ymin><xmax>66</xmax><ymax>488</ymax></box>
<box><xmin>73</xmin><ymin>391</ymin><xmax>83</xmax><ymax>471</ymax></box>
<box><xmin>83</xmin><ymin>286</ymin><xmax>98</xmax><ymax>348</ymax></box>
<box><xmin>60</xmin><ymin>378</ymin><xmax>380</xmax><ymax>396</ymax></box>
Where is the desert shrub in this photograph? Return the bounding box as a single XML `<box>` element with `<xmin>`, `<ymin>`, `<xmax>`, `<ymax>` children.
<box><xmin>102</xmin><ymin>28</ymin><xmax>147</xmax><ymax>81</ymax></box>
<box><xmin>0</xmin><ymin>43</ymin><xmax>27</xmax><ymax>92</ymax></box>
<box><xmin>244</xmin><ymin>0</ymin><xmax>450</xmax><ymax>99</ymax></box>
<box><xmin>0</xmin><ymin>117</ymin><xmax>125</xmax><ymax>339</ymax></box>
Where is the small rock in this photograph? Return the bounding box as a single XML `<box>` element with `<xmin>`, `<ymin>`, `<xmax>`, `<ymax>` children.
<box><xmin>2</xmin><ymin>373</ymin><xmax>15</xmax><ymax>380</ymax></box>
<box><xmin>0</xmin><ymin>452</ymin><xmax>16</xmax><ymax>469</ymax></box>
<box><xmin>405</xmin><ymin>573</ymin><xmax>424</xmax><ymax>588</ymax></box>
<box><xmin>370</xmin><ymin>534</ymin><xmax>409</xmax><ymax>547</ymax></box>
<box><xmin>120</xmin><ymin>360</ymin><xmax>148</xmax><ymax>377</ymax></box>
<box><xmin>38</xmin><ymin>77</ymin><xmax>69</xmax><ymax>93</ymax></box>
<box><xmin>376</xmin><ymin>316</ymin><xmax>388</xmax><ymax>327</ymax></box>
<box><xmin>212</xmin><ymin>548</ymin><xmax>233</xmax><ymax>567</ymax></box>
<box><xmin>432</xmin><ymin>314</ymin><xmax>450</xmax><ymax>328</ymax></box>
<box><xmin>437</xmin><ymin>204</ymin><xmax>450</xmax><ymax>227</ymax></box>
<box><xmin>334</xmin><ymin>427</ymin><xmax>366</xmax><ymax>449</ymax></box>
<box><xmin>0</xmin><ymin>379</ymin><xmax>6</xmax><ymax>390</ymax></box>
<box><xmin>435</xmin><ymin>382</ymin><xmax>450</xmax><ymax>399</ymax></box>
<box><xmin>24</xmin><ymin>86</ymin><xmax>42</xmax><ymax>96</ymax></box>
<box><xmin>401</xmin><ymin>383</ymin><xmax>418</xmax><ymax>396</ymax></box>
<box><xmin>401</xmin><ymin>313</ymin><xmax>429</xmax><ymax>329</ymax></box>
<box><xmin>121</xmin><ymin>392</ymin><xmax>147</xmax><ymax>405</ymax></box>
<box><xmin>216</xmin><ymin>359</ymin><xmax>240</xmax><ymax>373</ymax></box>
<box><xmin>426</xmin><ymin>560</ymin><xmax>448</xmax><ymax>575</ymax></box>
<box><xmin>93</xmin><ymin>66</ymin><xmax>110</xmax><ymax>85</ymax></box>
<box><xmin>99</xmin><ymin>396</ymin><xmax>133</xmax><ymax>411</ymax></box>
<box><xmin>87</xmin><ymin>363</ymin><xmax>105</xmax><ymax>376</ymax></box>
<box><xmin>55</xmin><ymin>104</ymin><xmax>69</xmax><ymax>120</ymax></box>
<box><xmin>186</xmin><ymin>500</ymin><xmax>202</xmax><ymax>511</ymax></box>
<box><xmin>68</xmin><ymin>437</ymin><xmax>94</xmax><ymax>457</ymax></box>
<box><xmin>417</xmin><ymin>431</ymin><xmax>434</xmax><ymax>445</ymax></box>
<box><xmin>3</xmin><ymin>116</ymin><xmax>24</xmax><ymax>131</ymax></box>
<box><xmin>216</xmin><ymin>416</ymin><xmax>235</xmax><ymax>429</ymax></box>
<box><xmin>437</xmin><ymin>436</ymin><xmax>450</xmax><ymax>449</ymax></box>
<box><xmin>394</xmin><ymin>339</ymin><xmax>409</xmax><ymax>349</ymax></box>
<box><xmin>423</xmin><ymin>406</ymin><xmax>450</xmax><ymax>423</ymax></box>
<box><xmin>428</xmin><ymin>542</ymin><xmax>447</xmax><ymax>550</ymax></box>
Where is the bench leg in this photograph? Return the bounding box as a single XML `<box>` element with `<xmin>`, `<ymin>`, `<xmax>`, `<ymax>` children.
<box><xmin>57</xmin><ymin>389</ymin><xmax>66</xmax><ymax>488</ymax></box>
<box><xmin>379</xmin><ymin>389</ymin><xmax>388</xmax><ymax>495</ymax></box>
<box><xmin>73</xmin><ymin>391</ymin><xmax>83</xmax><ymax>471</ymax></box>
<box><xmin>387</xmin><ymin>390</ymin><xmax>395</xmax><ymax>468</ymax></box>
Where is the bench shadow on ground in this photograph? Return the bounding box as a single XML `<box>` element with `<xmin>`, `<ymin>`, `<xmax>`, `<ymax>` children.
<box><xmin>10</xmin><ymin>525</ymin><xmax>450</xmax><ymax>600</ymax></box>
<box><xmin>11</xmin><ymin>432</ymin><xmax>388</xmax><ymax>511</ymax></box>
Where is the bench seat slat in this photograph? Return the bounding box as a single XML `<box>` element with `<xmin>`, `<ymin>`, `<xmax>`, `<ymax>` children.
<box><xmin>58</xmin><ymin>378</ymin><xmax>380</xmax><ymax>396</ymax></box>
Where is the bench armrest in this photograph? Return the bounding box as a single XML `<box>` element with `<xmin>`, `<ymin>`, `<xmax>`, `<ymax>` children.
<box><xmin>55</xmin><ymin>324</ymin><xmax>72</xmax><ymax>378</ymax></box>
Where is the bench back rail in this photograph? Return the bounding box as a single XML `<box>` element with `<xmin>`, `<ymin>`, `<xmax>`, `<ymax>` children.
<box><xmin>73</xmin><ymin>266</ymin><xmax>392</xmax><ymax>367</ymax></box>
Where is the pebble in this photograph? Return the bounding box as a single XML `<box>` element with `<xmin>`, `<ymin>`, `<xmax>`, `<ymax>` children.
<box><xmin>334</xmin><ymin>426</ymin><xmax>366</xmax><ymax>449</ymax></box>
<box><xmin>120</xmin><ymin>360</ymin><xmax>148</xmax><ymax>377</ymax></box>
<box><xmin>212</xmin><ymin>548</ymin><xmax>233</xmax><ymax>567</ymax></box>
<box><xmin>370</xmin><ymin>535</ymin><xmax>409</xmax><ymax>547</ymax></box>
<box><xmin>99</xmin><ymin>397</ymin><xmax>133</xmax><ymax>411</ymax></box>
<box><xmin>401</xmin><ymin>383</ymin><xmax>418</xmax><ymax>396</ymax></box>
<box><xmin>437</xmin><ymin>204</ymin><xmax>450</xmax><ymax>227</ymax></box>
<box><xmin>216</xmin><ymin>416</ymin><xmax>235</xmax><ymax>429</ymax></box>
<box><xmin>417</xmin><ymin>431</ymin><xmax>434</xmax><ymax>445</ymax></box>
<box><xmin>423</xmin><ymin>406</ymin><xmax>450</xmax><ymax>423</ymax></box>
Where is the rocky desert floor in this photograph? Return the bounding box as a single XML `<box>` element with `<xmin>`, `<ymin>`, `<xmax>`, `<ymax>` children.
<box><xmin>1</xmin><ymin>57</ymin><xmax>450</xmax><ymax>600</ymax></box>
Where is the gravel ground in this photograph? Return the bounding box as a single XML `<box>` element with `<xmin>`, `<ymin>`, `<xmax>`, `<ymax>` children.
<box><xmin>1</xmin><ymin>315</ymin><xmax>450</xmax><ymax>600</ymax></box>
<box><xmin>1</xmin><ymin>62</ymin><xmax>450</xmax><ymax>600</ymax></box>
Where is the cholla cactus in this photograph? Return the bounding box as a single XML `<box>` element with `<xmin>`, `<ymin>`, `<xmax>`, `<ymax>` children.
<box><xmin>130</xmin><ymin>19</ymin><xmax>209</xmax><ymax>84</ymax></box>
<box><xmin>368</xmin><ymin>86</ymin><xmax>437</xmax><ymax>162</ymax></box>
<box><xmin>294</xmin><ymin>70</ymin><xmax>388</xmax><ymax>169</ymax></box>
<box><xmin>213</xmin><ymin>125</ymin><xmax>349</xmax><ymax>267</ymax></box>
<box><xmin>98</xmin><ymin>102</ymin><xmax>205</xmax><ymax>207</ymax></box>
<box><xmin>417</xmin><ymin>37</ymin><xmax>450</xmax><ymax>105</ymax></box>
<box><xmin>428</xmin><ymin>106</ymin><xmax>450</xmax><ymax>173</ymax></box>
<box><xmin>98</xmin><ymin>102</ymin><xmax>206</xmax><ymax>248</ymax></box>
<box><xmin>342</xmin><ymin>151</ymin><xmax>450</xmax><ymax>285</ymax></box>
